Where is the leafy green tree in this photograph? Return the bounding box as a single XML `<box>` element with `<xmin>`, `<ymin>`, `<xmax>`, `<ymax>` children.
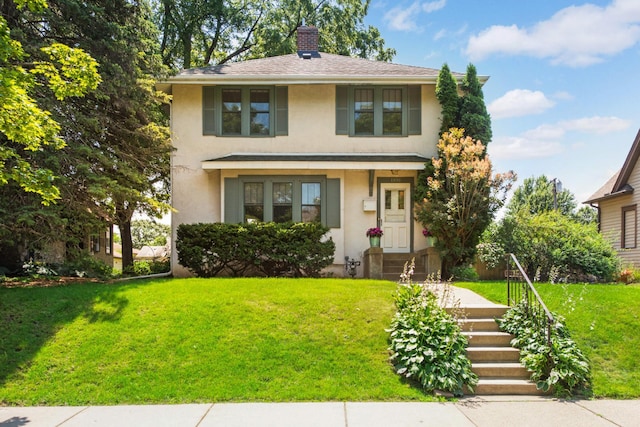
<box><xmin>507</xmin><ymin>175</ymin><xmax>577</xmax><ymax>217</ymax></box>
<box><xmin>0</xmin><ymin>0</ymin><xmax>100</xmax><ymax>205</ymax></box>
<box><xmin>458</xmin><ymin>64</ymin><xmax>492</xmax><ymax>150</ymax></box>
<box><xmin>479</xmin><ymin>211</ymin><xmax>618</xmax><ymax>282</ymax></box>
<box><xmin>415</xmin><ymin>128</ymin><xmax>515</xmax><ymax>276</ymax></box>
<box><xmin>154</xmin><ymin>0</ymin><xmax>395</xmax><ymax>69</ymax></box>
<box><xmin>0</xmin><ymin>0</ymin><xmax>171</xmax><ymax>271</ymax></box>
<box><xmin>435</xmin><ymin>63</ymin><xmax>459</xmax><ymax>136</ymax></box>
<box><xmin>574</xmin><ymin>205</ymin><xmax>598</xmax><ymax>225</ymax></box>
<box><xmin>131</xmin><ymin>219</ymin><xmax>170</xmax><ymax>248</ymax></box>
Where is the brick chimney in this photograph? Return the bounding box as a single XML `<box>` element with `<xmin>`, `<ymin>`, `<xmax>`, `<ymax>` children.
<box><xmin>297</xmin><ymin>25</ymin><xmax>319</xmax><ymax>58</ymax></box>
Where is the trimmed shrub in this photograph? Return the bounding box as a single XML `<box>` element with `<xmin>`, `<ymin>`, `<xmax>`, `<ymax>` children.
<box><xmin>176</xmin><ymin>222</ymin><xmax>335</xmax><ymax>277</ymax></box>
<box><xmin>479</xmin><ymin>211</ymin><xmax>619</xmax><ymax>282</ymax></box>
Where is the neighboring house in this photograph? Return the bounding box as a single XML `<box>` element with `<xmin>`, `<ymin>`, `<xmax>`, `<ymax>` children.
<box><xmin>585</xmin><ymin>128</ymin><xmax>640</xmax><ymax>267</ymax></box>
<box><xmin>135</xmin><ymin>243</ymin><xmax>170</xmax><ymax>262</ymax></box>
<box><xmin>34</xmin><ymin>226</ymin><xmax>114</xmax><ymax>268</ymax></box>
<box><xmin>159</xmin><ymin>26</ymin><xmax>480</xmax><ymax>277</ymax></box>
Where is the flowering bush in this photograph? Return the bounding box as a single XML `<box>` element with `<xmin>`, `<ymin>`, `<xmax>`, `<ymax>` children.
<box><xmin>422</xmin><ymin>228</ymin><xmax>433</xmax><ymax>237</ymax></box>
<box><xmin>366</xmin><ymin>227</ymin><xmax>383</xmax><ymax>237</ymax></box>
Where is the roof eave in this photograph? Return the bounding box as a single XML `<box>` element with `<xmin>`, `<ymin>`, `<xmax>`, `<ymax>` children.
<box><xmin>584</xmin><ymin>187</ymin><xmax>634</xmax><ymax>205</ymax></box>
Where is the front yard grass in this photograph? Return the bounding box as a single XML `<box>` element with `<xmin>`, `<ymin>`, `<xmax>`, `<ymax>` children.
<box><xmin>0</xmin><ymin>278</ymin><xmax>434</xmax><ymax>405</ymax></box>
<box><xmin>456</xmin><ymin>281</ymin><xmax>640</xmax><ymax>398</ymax></box>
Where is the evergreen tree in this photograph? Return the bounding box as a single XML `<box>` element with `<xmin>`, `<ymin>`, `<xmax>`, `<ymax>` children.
<box><xmin>435</xmin><ymin>63</ymin><xmax>459</xmax><ymax>136</ymax></box>
<box><xmin>458</xmin><ymin>64</ymin><xmax>492</xmax><ymax>152</ymax></box>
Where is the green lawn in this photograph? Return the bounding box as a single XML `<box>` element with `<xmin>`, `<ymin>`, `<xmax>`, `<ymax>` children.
<box><xmin>0</xmin><ymin>278</ymin><xmax>435</xmax><ymax>405</ymax></box>
<box><xmin>455</xmin><ymin>281</ymin><xmax>640</xmax><ymax>398</ymax></box>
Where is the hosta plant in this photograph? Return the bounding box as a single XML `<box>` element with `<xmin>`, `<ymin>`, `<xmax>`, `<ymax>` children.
<box><xmin>388</xmin><ymin>263</ymin><xmax>477</xmax><ymax>396</ymax></box>
<box><xmin>499</xmin><ymin>302</ymin><xmax>591</xmax><ymax>396</ymax></box>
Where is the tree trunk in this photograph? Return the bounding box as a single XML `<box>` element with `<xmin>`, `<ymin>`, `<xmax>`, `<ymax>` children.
<box><xmin>120</xmin><ymin>219</ymin><xmax>134</xmax><ymax>271</ymax></box>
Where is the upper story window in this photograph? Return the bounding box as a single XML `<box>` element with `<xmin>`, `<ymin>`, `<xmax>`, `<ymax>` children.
<box><xmin>336</xmin><ymin>85</ymin><xmax>421</xmax><ymax>137</ymax></box>
<box><xmin>203</xmin><ymin>86</ymin><xmax>288</xmax><ymax>137</ymax></box>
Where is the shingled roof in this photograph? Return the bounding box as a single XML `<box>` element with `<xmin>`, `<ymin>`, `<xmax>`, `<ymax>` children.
<box><xmin>157</xmin><ymin>52</ymin><xmax>479</xmax><ymax>91</ymax></box>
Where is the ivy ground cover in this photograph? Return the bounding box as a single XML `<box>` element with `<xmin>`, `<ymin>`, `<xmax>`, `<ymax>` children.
<box><xmin>456</xmin><ymin>281</ymin><xmax>640</xmax><ymax>398</ymax></box>
<box><xmin>0</xmin><ymin>278</ymin><xmax>435</xmax><ymax>405</ymax></box>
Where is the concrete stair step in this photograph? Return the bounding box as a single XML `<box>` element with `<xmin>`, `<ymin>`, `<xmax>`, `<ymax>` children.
<box><xmin>459</xmin><ymin>318</ymin><xmax>501</xmax><ymax>332</ymax></box>
<box><xmin>472</xmin><ymin>362</ymin><xmax>531</xmax><ymax>378</ymax></box>
<box><xmin>452</xmin><ymin>305</ymin><xmax>508</xmax><ymax>319</ymax></box>
<box><xmin>467</xmin><ymin>347</ymin><xmax>521</xmax><ymax>363</ymax></box>
<box><xmin>471</xmin><ymin>378</ymin><xmax>546</xmax><ymax>395</ymax></box>
<box><xmin>464</xmin><ymin>331</ymin><xmax>513</xmax><ymax>347</ymax></box>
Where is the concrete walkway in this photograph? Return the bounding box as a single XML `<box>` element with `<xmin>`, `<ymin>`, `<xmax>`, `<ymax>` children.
<box><xmin>3</xmin><ymin>286</ymin><xmax>638</xmax><ymax>427</ymax></box>
<box><xmin>2</xmin><ymin>397</ymin><xmax>639</xmax><ymax>427</ymax></box>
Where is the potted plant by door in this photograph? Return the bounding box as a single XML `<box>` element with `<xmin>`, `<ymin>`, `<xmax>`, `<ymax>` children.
<box><xmin>423</xmin><ymin>228</ymin><xmax>436</xmax><ymax>247</ymax></box>
<box><xmin>366</xmin><ymin>227</ymin><xmax>383</xmax><ymax>247</ymax></box>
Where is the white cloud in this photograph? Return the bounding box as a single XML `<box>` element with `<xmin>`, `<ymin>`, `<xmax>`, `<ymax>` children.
<box><xmin>466</xmin><ymin>0</ymin><xmax>640</xmax><ymax>66</ymax></box>
<box><xmin>490</xmin><ymin>115</ymin><xmax>631</xmax><ymax>160</ymax></box>
<box><xmin>488</xmin><ymin>89</ymin><xmax>555</xmax><ymax>119</ymax></box>
<box><xmin>385</xmin><ymin>0</ymin><xmax>447</xmax><ymax>32</ymax></box>
<box><xmin>552</xmin><ymin>91</ymin><xmax>574</xmax><ymax>101</ymax></box>
<box><xmin>385</xmin><ymin>2</ymin><xmax>423</xmax><ymax>31</ymax></box>
<box><xmin>434</xmin><ymin>29</ymin><xmax>447</xmax><ymax>40</ymax></box>
<box><xmin>559</xmin><ymin>116</ymin><xmax>631</xmax><ymax>133</ymax></box>
<box><xmin>489</xmin><ymin>136</ymin><xmax>563</xmax><ymax>160</ymax></box>
<box><xmin>422</xmin><ymin>0</ymin><xmax>446</xmax><ymax>13</ymax></box>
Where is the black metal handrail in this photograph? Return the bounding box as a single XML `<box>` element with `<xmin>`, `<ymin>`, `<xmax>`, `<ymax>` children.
<box><xmin>506</xmin><ymin>253</ymin><xmax>554</xmax><ymax>344</ymax></box>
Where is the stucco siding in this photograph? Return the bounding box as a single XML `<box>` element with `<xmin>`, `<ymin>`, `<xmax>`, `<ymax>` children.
<box><xmin>169</xmin><ymin>81</ymin><xmax>439</xmax><ymax>277</ymax></box>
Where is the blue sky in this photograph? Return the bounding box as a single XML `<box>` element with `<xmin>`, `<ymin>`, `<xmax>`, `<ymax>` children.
<box><xmin>364</xmin><ymin>0</ymin><xmax>640</xmax><ymax>205</ymax></box>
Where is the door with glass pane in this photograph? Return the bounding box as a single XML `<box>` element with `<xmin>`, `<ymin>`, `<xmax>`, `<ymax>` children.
<box><xmin>380</xmin><ymin>182</ymin><xmax>410</xmax><ymax>253</ymax></box>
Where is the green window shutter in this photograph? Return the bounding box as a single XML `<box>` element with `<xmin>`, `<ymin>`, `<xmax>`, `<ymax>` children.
<box><xmin>408</xmin><ymin>85</ymin><xmax>421</xmax><ymax>135</ymax></box>
<box><xmin>326</xmin><ymin>178</ymin><xmax>341</xmax><ymax>228</ymax></box>
<box><xmin>203</xmin><ymin>86</ymin><xmax>217</xmax><ymax>135</ymax></box>
<box><xmin>335</xmin><ymin>86</ymin><xmax>348</xmax><ymax>135</ymax></box>
<box><xmin>224</xmin><ymin>178</ymin><xmax>240</xmax><ymax>223</ymax></box>
<box><xmin>275</xmin><ymin>86</ymin><xmax>288</xmax><ymax>136</ymax></box>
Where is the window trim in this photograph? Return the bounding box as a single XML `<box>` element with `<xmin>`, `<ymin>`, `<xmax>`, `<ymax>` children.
<box><xmin>203</xmin><ymin>85</ymin><xmax>288</xmax><ymax>137</ymax></box>
<box><xmin>622</xmin><ymin>204</ymin><xmax>637</xmax><ymax>249</ymax></box>
<box><xmin>346</xmin><ymin>86</ymin><xmax>409</xmax><ymax>137</ymax></box>
<box><xmin>237</xmin><ymin>175</ymin><xmax>328</xmax><ymax>224</ymax></box>
<box><xmin>218</xmin><ymin>86</ymin><xmax>275</xmax><ymax>137</ymax></box>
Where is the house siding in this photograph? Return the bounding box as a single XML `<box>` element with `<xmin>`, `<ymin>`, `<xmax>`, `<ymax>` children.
<box><xmin>169</xmin><ymin>82</ymin><xmax>438</xmax><ymax>277</ymax></box>
<box><xmin>598</xmin><ymin>155</ymin><xmax>640</xmax><ymax>267</ymax></box>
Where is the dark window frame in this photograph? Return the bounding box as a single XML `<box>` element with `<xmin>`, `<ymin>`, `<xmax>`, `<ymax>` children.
<box><xmin>348</xmin><ymin>86</ymin><xmax>408</xmax><ymax>137</ymax></box>
<box><xmin>203</xmin><ymin>85</ymin><xmax>288</xmax><ymax>137</ymax></box>
<box><xmin>622</xmin><ymin>204</ymin><xmax>637</xmax><ymax>249</ymax></box>
<box><xmin>237</xmin><ymin>175</ymin><xmax>327</xmax><ymax>224</ymax></box>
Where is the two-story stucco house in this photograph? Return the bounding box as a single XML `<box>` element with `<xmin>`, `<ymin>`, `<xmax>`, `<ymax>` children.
<box><xmin>585</xmin><ymin>128</ymin><xmax>640</xmax><ymax>267</ymax></box>
<box><xmin>159</xmin><ymin>26</ymin><xmax>472</xmax><ymax>277</ymax></box>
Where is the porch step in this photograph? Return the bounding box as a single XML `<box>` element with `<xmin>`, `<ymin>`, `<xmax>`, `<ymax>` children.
<box><xmin>453</xmin><ymin>305</ymin><xmax>509</xmax><ymax>318</ymax></box>
<box><xmin>381</xmin><ymin>253</ymin><xmax>425</xmax><ymax>282</ymax></box>
<box><xmin>472</xmin><ymin>362</ymin><xmax>530</xmax><ymax>378</ymax></box>
<box><xmin>464</xmin><ymin>331</ymin><xmax>513</xmax><ymax>347</ymax></box>
<box><xmin>459</xmin><ymin>318</ymin><xmax>501</xmax><ymax>332</ymax></box>
<box><xmin>466</xmin><ymin>346</ymin><xmax>521</xmax><ymax>363</ymax></box>
<box><xmin>471</xmin><ymin>378</ymin><xmax>546</xmax><ymax>395</ymax></box>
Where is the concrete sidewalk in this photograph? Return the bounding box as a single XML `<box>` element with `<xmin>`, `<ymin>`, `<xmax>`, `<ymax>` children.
<box><xmin>2</xmin><ymin>397</ymin><xmax>639</xmax><ymax>426</ymax></box>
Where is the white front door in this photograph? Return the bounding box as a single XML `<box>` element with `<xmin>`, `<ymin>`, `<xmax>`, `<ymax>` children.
<box><xmin>380</xmin><ymin>182</ymin><xmax>411</xmax><ymax>253</ymax></box>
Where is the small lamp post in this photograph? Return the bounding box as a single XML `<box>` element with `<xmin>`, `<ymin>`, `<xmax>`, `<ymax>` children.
<box><xmin>551</xmin><ymin>178</ymin><xmax>562</xmax><ymax>211</ymax></box>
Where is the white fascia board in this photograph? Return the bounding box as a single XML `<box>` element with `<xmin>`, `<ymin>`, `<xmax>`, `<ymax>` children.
<box><xmin>202</xmin><ymin>160</ymin><xmax>425</xmax><ymax>171</ymax></box>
